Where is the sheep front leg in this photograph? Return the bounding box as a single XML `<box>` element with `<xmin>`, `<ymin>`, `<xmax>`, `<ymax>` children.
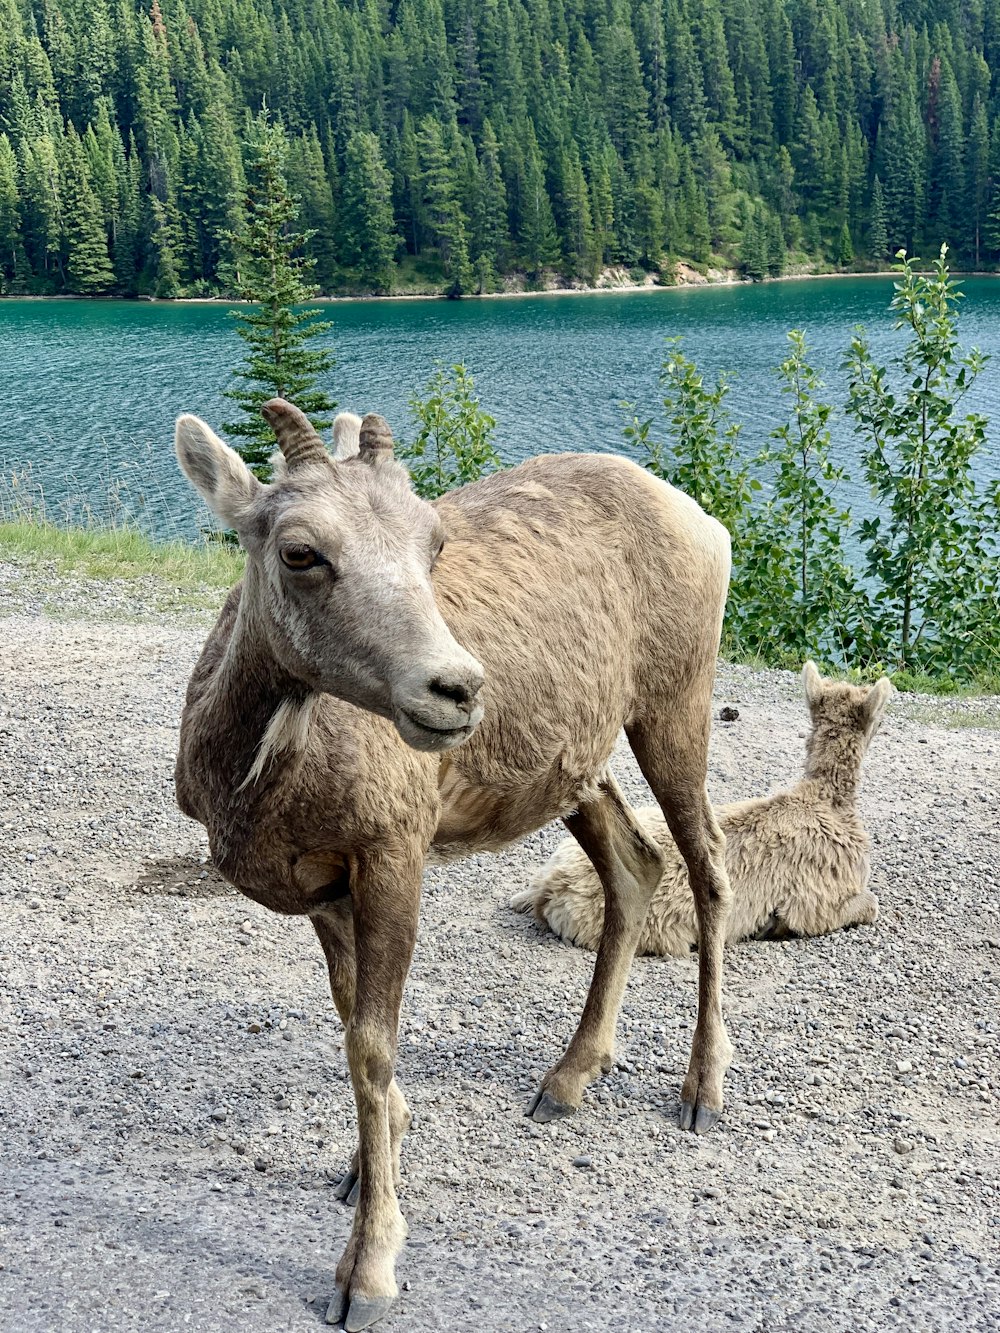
<box><xmin>327</xmin><ymin>851</ymin><xmax>421</xmax><ymax>1332</ymax></box>
<box><xmin>311</xmin><ymin>903</ymin><xmax>412</xmax><ymax>1208</ymax></box>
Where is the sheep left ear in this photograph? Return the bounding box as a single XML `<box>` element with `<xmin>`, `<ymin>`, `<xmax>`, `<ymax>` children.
<box><xmin>802</xmin><ymin>660</ymin><xmax>824</xmax><ymax>706</ymax></box>
<box><xmin>862</xmin><ymin>677</ymin><xmax>894</xmax><ymax>728</ymax></box>
<box><xmin>358</xmin><ymin>413</ymin><xmax>395</xmax><ymax>463</ymax></box>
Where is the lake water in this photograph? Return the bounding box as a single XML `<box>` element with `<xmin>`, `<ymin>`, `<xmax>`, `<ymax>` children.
<box><xmin>1</xmin><ymin>277</ymin><xmax>998</xmax><ymax>541</ymax></box>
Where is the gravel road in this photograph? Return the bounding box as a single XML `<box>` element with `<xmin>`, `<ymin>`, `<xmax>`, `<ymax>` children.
<box><xmin>1</xmin><ymin>561</ymin><xmax>998</xmax><ymax>1332</ymax></box>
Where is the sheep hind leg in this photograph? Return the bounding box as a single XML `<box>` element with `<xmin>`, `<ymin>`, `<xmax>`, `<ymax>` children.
<box><xmin>311</xmin><ymin>902</ymin><xmax>412</xmax><ymax>1210</ymax></box>
<box><xmin>527</xmin><ymin>772</ymin><xmax>663</xmax><ymax>1123</ymax></box>
<box><xmin>627</xmin><ymin>712</ymin><xmax>733</xmax><ymax>1135</ymax></box>
<box><xmin>775</xmin><ymin>888</ymin><xmax>880</xmax><ymax>940</ymax></box>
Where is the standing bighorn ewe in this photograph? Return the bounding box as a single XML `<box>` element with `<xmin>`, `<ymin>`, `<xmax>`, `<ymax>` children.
<box><xmin>515</xmin><ymin>663</ymin><xmax>891</xmax><ymax>954</ymax></box>
<box><xmin>173</xmin><ymin>399</ymin><xmax>732</xmax><ymax>1330</ymax></box>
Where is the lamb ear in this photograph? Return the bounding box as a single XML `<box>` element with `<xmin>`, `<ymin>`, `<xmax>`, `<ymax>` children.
<box><xmin>862</xmin><ymin>677</ymin><xmax>894</xmax><ymax>728</ymax></box>
<box><xmin>802</xmin><ymin>660</ymin><xmax>824</xmax><ymax>706</ymax></box>
<box><xmin>175</xmin><ymin>414</ymin><xmax>263</xmax><ymax>530</ymax></box>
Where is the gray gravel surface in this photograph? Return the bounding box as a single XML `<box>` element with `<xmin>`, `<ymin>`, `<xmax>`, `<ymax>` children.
<box><xmin>1</xmin><ymin>564</ymin><xmax>998</xmax><ymax>1332</ymax></box>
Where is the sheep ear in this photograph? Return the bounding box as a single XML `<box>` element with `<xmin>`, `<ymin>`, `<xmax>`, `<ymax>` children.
<box><xmin>332</xmin><ymin>411</ymin><xmax>362</xmax><ymax>461</ymax></box>
<box><xmin>175</xmin><ymin>414</ymin><xmax>263</xmax><ymax>530</ymax></box>
<box><xmin>862</xmin><ymin>677</ymin><xmax>893</xmax><ymax>728</ymax></box>
<box><xmin>802</xmin><ymin>660</ymin><xmax>824</xmax><ymax>706</ymax></box>
<box><xmin>358</xmin><ymin>413</ymin><xmax>395</xmax><ymax>462</ymax></box>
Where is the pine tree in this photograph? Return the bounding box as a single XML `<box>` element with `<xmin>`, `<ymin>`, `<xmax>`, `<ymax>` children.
<box><xmin>476</xmin><ymin>118</ymin><xmax>509</xmax><ymax>274</ymax></box>
<box><xmin>415</xmin><ymin>115</ymin><xmax>472</xmax><ymax>294</ymax></box>
<box><xmin>20</xmin><ymin>134</ymin><xmax>62</xmax><ymax>289</ymax></box>
<box><xmin>927</xmin><ymin>56</ymin><xmax>964</xmax><ymax>250</ymax></box>
<box><xmin>632</xmin><ymin>180</ymin><xmax>664</xmax><ymax>269</ymax></box>
<box><xmin>60</xmin><ymin>125</ymin><xmax>114</xmax><ymax>293</ymax></box>
<box><xmin>223</xmin><ymin>110</ymin><xmax>335</xmax><ymax>476</ymax></box>
<box><xmin>967</xmin><ymin>97</ymin><xmax>989</xmax><ymax>265</ymax></box>
<box><xmin>0</xmin><ymin>133</ymin><xmax>24</xmax><ymax>290</ymax></box>
<box><xmin>286</xmin><ymin>128</ymin><xmax>337</xmax><ymax>291</ymax></box>
<box><xmin>837</xmin><ymin>220</ymin><xmax>854</xmax><ymax>267</ymax></box>
<box><xmin>881</xmin><ymin>75</ymin><xmax>922</xmax><ymax>254</ymax></box>
<box><xmin>869</xmin><ymin>175</ymin><xmax>888</xmax><ymax>265</ymax></box>
<box><xmin>520</xmin><ymin>129</ymin><xmax>560</xmax><ymax>278</ymax></box>
<box><xmin>113</xmin><ymin>133</ymin><xmax>142</xmax><ymax>295</ymax></box>
<box><xmin>739</xmin><ymin>203</ymin><xmax>768</xmax><ymax>280</ymax></box>
<box><xmin>341</xmin><ymin>129</ymin><xmax>398</xmax><ymax>293</ymax></box>
<box><xmin>766</xmin><ymin>213</ymin><xmax>786</xmax><ymax>276</ymax></box>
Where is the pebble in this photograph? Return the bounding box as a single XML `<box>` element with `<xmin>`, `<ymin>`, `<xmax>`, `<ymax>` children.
<box><xmin>572</xmin><ymin>1155</ymin><xmax>592</xmax><ymax>1170</ymax></box>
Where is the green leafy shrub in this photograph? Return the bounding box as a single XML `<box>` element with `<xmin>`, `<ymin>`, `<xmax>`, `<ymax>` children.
<box><xmin>844</xmin><ymin>247</ymin><xmax>999</xmax><ymax>676</ymax></box>
<box><xmin>623</xmin><ymin>338</ymin><xmax>756</xmax><ymax>542</ymax></box>
<box><xmin>621</xmin><ymin>251</ymin><xmax>999</xmax><ymax>686</ymax></box>
<box><xmin>401</xmin><ymin>363</ymin><xmax>502</xmax><ymax>499</ymax></box>
<box><xmin>736</xmin><ymin>330</ymin><xmax>861</xmax><ymax>665</ymax></box>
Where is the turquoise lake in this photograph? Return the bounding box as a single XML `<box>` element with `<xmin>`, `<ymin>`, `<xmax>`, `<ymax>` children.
<box><xmin>1</xmin><ymin>277</ymin><xmax>998</xmax><ymax>541</ymax></box>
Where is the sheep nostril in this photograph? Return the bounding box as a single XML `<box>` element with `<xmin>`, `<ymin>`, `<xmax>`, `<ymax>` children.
<box><xmin>429</xmin><ymin>677</ymin><xmax>473</xmax><ymax>707</ymax></box>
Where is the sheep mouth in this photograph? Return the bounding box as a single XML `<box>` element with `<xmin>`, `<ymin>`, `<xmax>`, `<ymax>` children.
<box><xmin>394</xmin><ymin>707</ymin><xmax>480</xmax><ymax>753</ymax></box>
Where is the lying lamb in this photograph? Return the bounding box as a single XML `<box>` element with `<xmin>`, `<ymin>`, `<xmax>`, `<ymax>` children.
<box><xmin>513</xmin><ymin>662</ymin><xmax>891</xmax><ymax>955</ymax></box>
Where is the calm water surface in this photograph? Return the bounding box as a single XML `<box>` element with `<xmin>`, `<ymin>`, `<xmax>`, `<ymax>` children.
<box><xmin>2</xmin><ymin>277</ymin><xmax>999</xmax><ymax>539</ymax></box>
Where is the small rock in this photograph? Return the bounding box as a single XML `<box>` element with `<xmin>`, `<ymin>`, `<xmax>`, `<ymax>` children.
<box><xmin>719</xmin><ymin>706</ymin><xmax>740</xmax><ymax>723</ymax></box>
<box><xmin>893</xmin><ymin>1138</ymin><xmax>914</xmax><ymax>1154</ymax></box>
<box><xmin>572</xmin><ymin>1155</ymin><xmax>593</xmax><ymax>1169</ymax></box>
<box><xmin>895</xmin><ymin>1060</ymin><xmax>912</xmax><ymax>1074</ymax></box>
<box><xmin>210</xmin><ymin>1109</ymin><xmax>228</xmax><ymax>1124</ymax></box>
<box><xmin>254</xmin><ymin>1157</ymin><xmax>270</xmax><ymax>1172</ymax></box>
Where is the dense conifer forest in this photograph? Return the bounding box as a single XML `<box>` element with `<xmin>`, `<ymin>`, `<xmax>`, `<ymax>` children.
<box><xmin>2</xmin><ymin>0</ymin><xmax>1000</xmax><ymax>296</ymax></box>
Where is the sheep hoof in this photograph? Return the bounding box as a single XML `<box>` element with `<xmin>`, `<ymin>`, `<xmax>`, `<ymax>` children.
<box><xmin>680</xmin><ymin>1099</ymin><xmax>722</xmax><ymax>1134</ymax></box>
<box><xmin>325</xmin><ymin>1290</ymin><xmax>348</xmax><ymax>1325</ymax></box>
<box><xmin>343</xmin><ymin>1294</ymin><xmax>396</xmax><ymax>1331</ymax></box>
<box><xmin>694</xmin><ymin>1105</ymin><xmax>720</xmax><ymax>1135</ymax></box>
<box><xmin>525</xmin><ymin>1089</ymin><xmax>576</xmax><ymax>1123</ymax></box>
<box><xmin>334</xmin><ymin>1166</ymin><xmax>359</xmax><ymax>1204</ymax></box>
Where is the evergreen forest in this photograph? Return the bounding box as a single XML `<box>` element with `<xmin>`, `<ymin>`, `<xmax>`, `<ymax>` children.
<box><xmin>3</xmin><ymin>0</ymin><xmax>1000</xmax><ymax>296</ymax></box>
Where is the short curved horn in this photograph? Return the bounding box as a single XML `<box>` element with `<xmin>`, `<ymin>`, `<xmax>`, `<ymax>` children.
<box><xmin>261</xmin><ymin>398</ymin><xmax>327</xmax><ymax>468</ymax></box>
<box><xmin>359</xmin><ymin>413</ymin><xmax>395</xmax><ymax>461</ymax></box>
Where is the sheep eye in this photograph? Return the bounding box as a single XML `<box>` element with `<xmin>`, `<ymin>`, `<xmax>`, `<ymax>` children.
<box><xmin>280</xmin><ymin>544</ymin><xmax>318</xmax><ymax>570</ymax></box>
<box><xmin>431</xmin><ymin>538</ymin><xmax>446</xmax><ymax>567</ymax></box>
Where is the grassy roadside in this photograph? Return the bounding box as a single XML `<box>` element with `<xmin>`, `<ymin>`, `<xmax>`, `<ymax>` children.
<box><xmin>0</xmin><ymin>520</ymin><xmax>996</xmax><ymax>716</ymax></box>
<box><xmin>0</xmin><ymin>520</ymin><xmax>242</xmax><ymax>621</ymax></box>
<box><xmin>0</xmin><ymin>520</ymin><xmax>244</xmax><ymax>586</ymax></box>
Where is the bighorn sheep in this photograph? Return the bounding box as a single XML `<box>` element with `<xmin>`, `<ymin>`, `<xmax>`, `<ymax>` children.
<box><xmin>515</xmin><ymin>663</ymin><xmax>891</xmax><ymax>954</ymax></box>
<box><xmin>173</xmin><ymin>399</ymin><xmax>732</xmax><ymax>1330</ymax></box>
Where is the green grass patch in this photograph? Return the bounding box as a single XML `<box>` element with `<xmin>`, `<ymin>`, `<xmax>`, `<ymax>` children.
<box><xmin>722</xmin><ymin>643</ymin><xmax>999</xmax><ymax>700</ymax></box>
<box><xmin>0</xmin><ymin>522</ymin><xmax>245</xmax><ymax>621</ymax></box>
<box><xmin>0</xmin><ymin>520</ymin><xmax>244</xmax><ymax>591</ymax></box>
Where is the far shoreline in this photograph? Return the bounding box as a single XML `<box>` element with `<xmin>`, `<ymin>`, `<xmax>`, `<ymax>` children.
<box><xmin>3</xmin><ymin>266</ymin><xmax>997</xmax><ymax>309</ymax></box>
